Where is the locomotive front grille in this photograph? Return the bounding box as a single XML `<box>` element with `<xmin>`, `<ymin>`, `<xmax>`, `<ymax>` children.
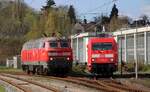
<box><xmin>91</xmin><ymin>63</ymin><xmax>117</xmax><ymax>73</ymax></box>
<box><xmin>48</xmin><ymin>57</ymin><xmax>72</xmax><ymax>70</ymax></box>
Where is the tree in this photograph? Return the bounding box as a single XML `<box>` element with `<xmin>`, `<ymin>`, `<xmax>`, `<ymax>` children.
<box><xmin>109</xmin><ymin>16</ymin><xmax>120</xmax><ymax>32</ymax></box>
<box><xmin>43</xmin><ymin>0</ymin><xmax>55</xmax><ymax>10</ymax></box>
<box><xmin>141</xmin><ymin>15</ymin><xmax>148</xmax><ymax>21</ymax></box>
<box><xmin>140</xmin><ymin>15</ymin><xmax>149</xmax><ymax>24</ymax></box>
<box><xmin>68</xmin><ymin>5</ymin><xmax>76</xmax><ymax>24</ymax></box>
<box><xmin>110</xmin><ymin>4</ymin><xmax>118</xmax><ymax>21</ymax></box>
<box><xmin>43</xmin><ymin>6</ymin><xmax>73</xmax><ymax>37</ymax></box>
<box><xmin>34</xmin><ymin>6</ymin><xmax>73</xmax><ymax>38</ymax></box>
<box><xmin>109</xmin><ymin>16</ymin><xmax>130</xmax><ymax>32</ymax></box>
<box><xmin>0</xmin><ymin>1</ymin><xmax>33</xmax><ymax>38</ymax></box>
<box><xmin>83</xmin><ymin>18</ymin><xmax>87</xmax><ymax>24</ymax></box>
<box><xmin>0</xmin><ymin>0</ymin><xmax>38</xmax><ymax>56</ymax></box>
<box><xmin>47</xmin><ymin>0</ymin><xmax>55</xmax><ymax>7</ymax></box>
<box><xmin>93</xmin><ymin>14</ymin><xmax>110</xmax><ymax>31</ymax></box>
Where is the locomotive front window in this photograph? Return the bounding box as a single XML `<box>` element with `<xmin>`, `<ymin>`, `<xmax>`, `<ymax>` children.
<box><xmin>49</xmin><ymin>42</ymin><xmax>58</xmax><ymax>48</ymax></box>
<box><xmin>60</xmin><ymin>42</ymin><xmax>69</xmax><ymax>48</ymax></box>
<box><xmin>92</xmin><ymin>43</ymin><xmax>112</xmax><ymax>50</ymax></box>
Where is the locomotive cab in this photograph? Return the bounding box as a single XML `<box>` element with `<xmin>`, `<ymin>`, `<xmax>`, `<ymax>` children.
<box><xmin>46</xmin><ymin>40</ymin><xmax>73</xmax><ymax>73</ymax></box>
<box><xmin>88</xmin><ymin>37</ymin><xmax>118</xmax><ymax>75</ymax></box>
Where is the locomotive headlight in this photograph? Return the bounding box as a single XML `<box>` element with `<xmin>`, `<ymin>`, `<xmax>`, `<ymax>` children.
<box><xmin>67</xmin><ymin>57</ymin><xmax>70</xmax><ymax>60</ymax></box>
<box><xmin>105</xmin><ymin>54</ymin><xmax>113</xmax><ymax>58</ymax></box>
<box><xmin>92</xmin><ymin>58</ymin><xmax>95</xmax><ymax>62</ymax></box>
<box><xmin>50</xmin><ymin>57</ymin><xmax>53</xmax><ymax>61</ymax></box>
<box><xmin>92</xmin><ymin>54</ymin><xmax>100</xmax><ymax>58</ymax></box>
<box><xmin>110</xmin><ymin>58</ymin><xmax>113</xmax><ymax>62</ymax></box>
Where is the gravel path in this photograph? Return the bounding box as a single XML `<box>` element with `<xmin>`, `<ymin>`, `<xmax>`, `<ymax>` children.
<box><xmin>0</xmin><ymin>75</ymin><xmax>53</xmax><ymax>92</ymax></box>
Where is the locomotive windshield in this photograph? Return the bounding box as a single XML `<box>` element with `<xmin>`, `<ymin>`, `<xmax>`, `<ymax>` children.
<box><xmin>49</xmin><ymin>41</ymin><xmax>58</xmax><ymax>48</ymax></box>
<box><xmin>60</xmin><ymin>41</ymin><xmax>69</xmax><ymax>48</ymax></box>
<box><xmin>92</xmin><ymin>42</ymin><xmax>112</xmax><ymax>50</ymax></box>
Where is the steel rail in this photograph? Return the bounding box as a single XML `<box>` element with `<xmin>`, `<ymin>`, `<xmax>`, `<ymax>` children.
<box><xmin>0</xmin><ymin>74</ymin><xmax>60</xmax><ymax>92</ymax></box>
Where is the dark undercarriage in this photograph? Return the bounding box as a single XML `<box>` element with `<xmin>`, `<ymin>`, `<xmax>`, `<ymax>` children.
<box><xmin>91</xmin><ymin>63</ymin><xmax>117</xmax><ymax>75</ymax></box>
<box><xmin>48</xmin><ymin>60</ymin><xmax>72</xmax><ymax>73</ymax></box>
<box><xmin>22</xmin><ymin>60</ymin><xmax>72</xmax><ymax>75</ymax></box>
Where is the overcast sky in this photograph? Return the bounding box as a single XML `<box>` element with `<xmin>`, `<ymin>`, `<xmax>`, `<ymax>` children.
<box><xmin>24</xmin><ymin>0</ymin><xmax>150</xmax><ymax>20</ymax></box>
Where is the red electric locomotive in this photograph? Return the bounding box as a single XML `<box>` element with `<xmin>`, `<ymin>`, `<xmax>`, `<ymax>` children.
<box><xmin>21</xmin><ymin>37</ymin><xmax>73</xmax><ymax>74</ymax></box>
<box><xmin>87</xmin><ymin>37</ymin><xmax>118</xmax><ymax>75</ymax></box>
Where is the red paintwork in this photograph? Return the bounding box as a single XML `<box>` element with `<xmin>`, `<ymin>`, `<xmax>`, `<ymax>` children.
<box><xmin>87</xmin><ymin>37</ymin><xmax>118</xmax><ymax>71</ymax></box>
<box><xmin>21</xmin><ymin>38</ymin><xmax>73</xmax><ymax>64</ymax></box>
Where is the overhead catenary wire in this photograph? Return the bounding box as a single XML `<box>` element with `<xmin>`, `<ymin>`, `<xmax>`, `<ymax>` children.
<box><xmin>79</xmin><ymin>0</ymin><xmax>118</xmax><ymax>16</ymax></box>
<box><xmin>85</xmin><ymin>0</ymin><xmax>118</xmax><ymax>31</ymax></box>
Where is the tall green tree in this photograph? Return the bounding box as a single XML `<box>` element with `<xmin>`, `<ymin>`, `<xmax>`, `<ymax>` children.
<box><xmin>110</xmin><ymin>4</ymin><xmax>118</xmax><ymax>21</ymax></box>
<box><xmin>0</xmin><ymin>0</ymin><xmax>39</xmax><ymax>61</ymax></box>
<box><xmin>68</xmin><ymin>5</ymin><xmax>76</xmax><ymax>24</ymax></box>
<box><xmin>44</xmin><ymin>7</ymin><xmax>72</xmax><ymax>37</ymax></box>
<box><xmin>108</xmin><ymin>4</ymin><xmax>119</xmax><ymax>32</ymax></box>
<box><xmin>0</xmin><ymin>1</ymin><xmax>29</xmax><ymax>37</ymax></box>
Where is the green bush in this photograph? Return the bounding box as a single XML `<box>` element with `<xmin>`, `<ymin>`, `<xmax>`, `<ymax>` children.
<box><xmin>118</xmin><ymin>62</ymin><xmax>150</xmax><ymax>72</ymax></box>
<box><xmin>70</xmin><ymin>64</ymin><xmax>87</xmax><ymax>75</ymax></box>
<box><xmin>0</xmin><ymin>85</ymin><xmax>5</xmax><ymax>92</ymax></box>
<box><xmin>141</xmin><ymin>65</ymin><xmax>150</xmax><ymax>72</ymax></box>
<box><xmin>126</xmin><ymin>63</ymin><xmax>135</xmax><ymax>72</ymax></box>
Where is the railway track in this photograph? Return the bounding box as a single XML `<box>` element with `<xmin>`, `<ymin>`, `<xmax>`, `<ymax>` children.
<box><xmin>0</xmin><ymin>73</ymin><xmax>60</xmax><ymax>92</ymax></box>
<box><xmin>76</xmin><ymin>77</ymin><xmax>150</xmax><ymax>92</ymax></box>
<box><xmin>0</xmin><ymin>73</ymin><xmax>149</xmax><ymax>92</ymax></box>
<box><xmin>46</xmin><ymin>76</ymin><xmax>149</xmax><ymax>92</ymax></box>
<box><xmin>100</xmin><ymin>79</ymin><xmax>136</xmax><ymax>91</ymax></box>
<box><xmin>0</xmin><ymin>76</ymin><xmax>31</xmax><ymax>92</ymax></box>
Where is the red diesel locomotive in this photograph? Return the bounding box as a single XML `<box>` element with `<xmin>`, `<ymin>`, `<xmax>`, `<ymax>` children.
<box><xmin>87</xmin><ymin>37</ymin><xmax>118</xmax><ymax>75</ymax></box>
<box><xmin>21</xmin><ymin>37</ymin><xmax>73</xmax><ymax>74</ymax></box>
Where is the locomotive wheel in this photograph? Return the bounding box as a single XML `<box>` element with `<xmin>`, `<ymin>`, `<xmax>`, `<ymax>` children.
<box><xmin>22</xmin><ymin>65</ymin><xmax>26</xmax><ymax>72</ymax></box>
<box><xmin>35</xmin><ymin>68</ymin><xmax>38</xmax><ymax>75</ymax></box>
<box><xmin>35</xmin><ymin>68</ymin><xmax>40</xmax><ymax>75</ymax></box>
<box><xmin>36</xmin><ymin>66</ymin><xmax>43</xmax><ymax>75</ymax></box>
<box><xmin>32</xmin><ymin>68</ymin><xmax>36</xmax><ymax>75</ymax></box>
<box><xmin>27</xmin><ymin>69</ymin><xmax>30</xmax><ymax>74</ymax></box>
<box><xmin>25</xmin><ymin>66</ymin><xmax>30</xmax><ymax>74</ymax></box>
<box><xmin>43</xmin><ymin>68</ymin><xmax>48</xmax><ymax>75</ymax></box>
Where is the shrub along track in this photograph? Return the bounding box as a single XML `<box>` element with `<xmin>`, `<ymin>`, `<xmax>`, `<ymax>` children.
<box><xmin>0</xmin><ymin>73</ymin><xmax>60</xmax><ymax>92</ymax></box>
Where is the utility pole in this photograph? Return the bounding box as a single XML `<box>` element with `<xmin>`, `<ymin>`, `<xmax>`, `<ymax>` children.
<box><xmin>120</xmin><ymin>30</ymin><xmax>123</xmax><ymax>76</ymax></box>
<box><xmin>120</xmin><ymin>32</ymin><xmax>123</xmax><ymax>76</ymax></box>
<box><xmin>135</xmin><ymin>20</ymin><xmax>138</xmax><ymax>79</ymax></box>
